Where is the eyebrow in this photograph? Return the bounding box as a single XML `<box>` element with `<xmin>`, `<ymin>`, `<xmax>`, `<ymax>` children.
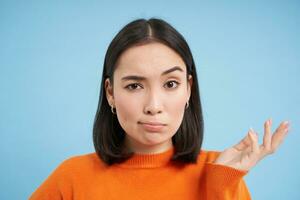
<box><xmin>121</xmin><ymin>66</ymin><xmax>183</xmax><ymax>81</ymax></box>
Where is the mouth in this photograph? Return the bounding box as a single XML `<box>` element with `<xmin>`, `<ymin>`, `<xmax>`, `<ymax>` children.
<box><xmin>138</xmin><ymin>121</ymin><xmax>166</xmax><ymax>132</ymax></box>
<box><xmin>138</xmin><ymin>121</ymin><xmax>167</xmax><ymax>126</ymax></box>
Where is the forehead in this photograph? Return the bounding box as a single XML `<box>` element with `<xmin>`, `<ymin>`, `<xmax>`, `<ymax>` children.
<box><xmin>114</xmin><ymin>42</ymin><xmax>186</xmax><ymax>75</ymax></box>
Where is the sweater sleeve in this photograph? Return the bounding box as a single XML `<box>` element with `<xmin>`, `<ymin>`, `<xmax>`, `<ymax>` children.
<box><xmin>28</xmin><ymin>158</ymin><xmax>74</xmax><ymax>200</ymax></box>
<box><xmin>203</xmin><ymin>162</ymin><xmax>251</xmax><ymax>200</ymax></box>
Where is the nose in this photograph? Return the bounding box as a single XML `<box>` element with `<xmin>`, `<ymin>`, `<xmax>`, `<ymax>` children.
<box><xmin>143</xmin><ymin>89</ymin><xmax>163</xmax><ymax>115</ymax></box>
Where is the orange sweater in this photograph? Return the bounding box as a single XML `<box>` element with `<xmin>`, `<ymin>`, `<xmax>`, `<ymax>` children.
<box><xmin>29</xmin><ymin>146</ymin><xmax>251</xmax><ymax>200</ymax></box>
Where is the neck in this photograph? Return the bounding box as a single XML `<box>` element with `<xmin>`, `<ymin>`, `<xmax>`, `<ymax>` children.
<box><xmin>124</xmin><ymin>136</ymin><xmax>173</xmax><ymax>154</ymax></box>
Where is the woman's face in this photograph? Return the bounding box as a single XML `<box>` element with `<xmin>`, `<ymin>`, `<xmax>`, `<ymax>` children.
<box><xmin>105</xmin><ymin>42</ymin><xmax>192</xmax><ymax>154</ymax></box>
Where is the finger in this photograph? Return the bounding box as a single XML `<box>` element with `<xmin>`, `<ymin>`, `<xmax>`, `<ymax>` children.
<box><xmin>271</xmin><ymin>121</ymin><xmax>290</xmax><ymax>152</ymax></box>
<box><xmin>249</xmin><ymin>128</ymin><xmax>259</xmax><ymax>154</ymax></box>
<box><xmin>233</xmin><ymin>130</ymin><xmax>252</xmax><ymax>151</ymax></box>
<box><xmin>263</xmin><ymin>118</ymin><xmax>272</xmax><ymax>150</ymax></box>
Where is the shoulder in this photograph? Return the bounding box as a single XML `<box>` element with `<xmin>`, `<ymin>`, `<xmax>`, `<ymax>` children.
<box><xmin>197</xmin><ymin>149</ymin><xmax>221</xmax><ymax>163</ymax></box>
<box><xmin>29</xmin><ymin>152</ymin><xmax>105</xmax><ymax>199</ymax></box>
<box><xmin>54</xmin><ymin>152</ymin><xmax>106</xmax><ymax>175</ymax></box>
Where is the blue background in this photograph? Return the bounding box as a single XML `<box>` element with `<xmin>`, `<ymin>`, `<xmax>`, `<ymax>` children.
<box><xmin>1</xmin><ymin>0</ymin><xmax>299</xmax><ymax>199</ymax></box>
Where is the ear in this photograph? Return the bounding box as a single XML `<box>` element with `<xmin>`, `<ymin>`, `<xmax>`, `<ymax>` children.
<box><xmin>105</xmin><ymin>78</ymin><xmax>114</xmax><ymax>106</ymax></box>
<box><xmin>187</xmin><ymin>74</ymin><xmax>193</xmax><ymax>101</ymax></box>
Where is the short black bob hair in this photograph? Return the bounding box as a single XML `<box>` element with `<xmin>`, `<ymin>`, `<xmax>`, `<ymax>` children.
<box><xmin>93</xmin><ymin>17</ymin><xmax>204</xmax><ymax>166</ymax></box>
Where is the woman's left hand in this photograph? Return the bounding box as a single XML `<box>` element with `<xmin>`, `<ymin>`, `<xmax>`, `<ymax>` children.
<box><xmin>213</xmin><ymin>118</ymin><xmax>290</xmax><ymax>171</ymax></box>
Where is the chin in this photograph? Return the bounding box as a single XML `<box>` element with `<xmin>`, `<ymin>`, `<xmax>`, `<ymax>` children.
<box><xmin>143</xmin><ymin>137</ymin><xmax>170</xmax><ymax>146</ymax></box>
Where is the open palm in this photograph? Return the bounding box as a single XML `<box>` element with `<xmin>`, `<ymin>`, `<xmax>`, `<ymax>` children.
<box><xmin>213</xmin><ymin>119</ymin><xmax>290</xmax><ymax>171</ymax></box>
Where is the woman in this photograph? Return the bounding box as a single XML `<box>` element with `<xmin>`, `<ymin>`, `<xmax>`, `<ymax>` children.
<box><xmin>29</xmin><ymin>18</ymin><xmax>290</xmax><ymax>200</ymax></box>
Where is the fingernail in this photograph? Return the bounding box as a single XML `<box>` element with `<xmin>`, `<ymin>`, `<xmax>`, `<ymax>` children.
<box><xmin>249</xmin><ymin>131</ymin><xmax>257</xmax><ymax>140</ymax></box>
<box><xmin>249</xmin><ymin>130</ymin><xmax>253</xmax><ymax>136</ymax></box>
<box><xmin>283</xmin><ymin>121</ymin><xmax>289</xmax><ymax>126</ymax></box>
<box><xmin>284</xmin><ymin>129</ymin><xmax>289</xmax><ymax>134</ymax></box>
<box><xmin>269</xmin><ymin>118</ymin><xmax>272</xmax><ymax>125</ymax></box>
<box><xmin>249</xmin><ymin>128</ymin><xmax>257</xmax><ymax>136</ymax></box>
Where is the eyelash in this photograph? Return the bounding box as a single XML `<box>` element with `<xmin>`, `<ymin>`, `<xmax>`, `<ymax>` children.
<box><xmin>125</xmin><ymin>80</ymin><xmax>180</xmax><ymax>91</ymax></box>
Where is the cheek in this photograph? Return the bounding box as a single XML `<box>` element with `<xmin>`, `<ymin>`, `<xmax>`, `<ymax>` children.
<box><xmin>134</xmin><ymin>88</ymin><xmax>185</xmax><ymax>139</ymax></box>
<box><xmin>167</xmin><ymin>86</ymin><xmax>187</xmax><ymax>109</ymax></box>
<box><xmin>166</xmin><ymin>93</ymin><xmax>186</xmax><ymax>128</ymax></box>
<box><xmin>114</xmin><ymin>91</ymin><xmax>140</xmax><ymax>129</ymax></box>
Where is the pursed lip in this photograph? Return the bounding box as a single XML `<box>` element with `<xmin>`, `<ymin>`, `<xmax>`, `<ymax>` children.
<box><xmin>139</xmin><ymin>121</ymin><xmax>166</xmax><ymax>126</ymax></box>
<box><xmin>139</xmin><ymin>121</ymin><xmax>166</xmax><ymax>132</ymax></box>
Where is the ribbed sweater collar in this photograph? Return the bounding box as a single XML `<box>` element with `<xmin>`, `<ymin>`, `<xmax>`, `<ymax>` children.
<box><xmin>115</xmin><ymin>146</ymin><xmax>175</xmax><ymax>169</ymax></box>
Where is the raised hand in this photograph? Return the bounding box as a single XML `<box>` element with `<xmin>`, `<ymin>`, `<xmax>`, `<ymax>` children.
<box><xmin>213</xmin><ymin>119</ymin><xmax>290</xmax><ymax>171</ymax></box>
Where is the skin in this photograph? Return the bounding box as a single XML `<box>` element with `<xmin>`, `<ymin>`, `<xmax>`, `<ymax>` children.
<box><xmin>105</xmin><ymin>42</ymin><xmax>192</xmax><ymax>154</ymax></box>
<box><xmin>105</xmin><ymin>41</ymin><xmax>291</xmax><ymax>171</ymax></box>
<box><xmin>213</xmin><ymin>119</ymin><xmax>290</xmax><ymax>171</ymax></box>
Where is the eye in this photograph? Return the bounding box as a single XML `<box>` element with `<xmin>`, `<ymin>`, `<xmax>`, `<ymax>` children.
<box><xmin>125</xmin><ymin>83</ymin><xmax>143</xmax><ymax>91</ymax></box>
<box><xmin>164</xmin><ymin>80</ymin><xmax>180</xmax><ymax>89</ymax></box>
